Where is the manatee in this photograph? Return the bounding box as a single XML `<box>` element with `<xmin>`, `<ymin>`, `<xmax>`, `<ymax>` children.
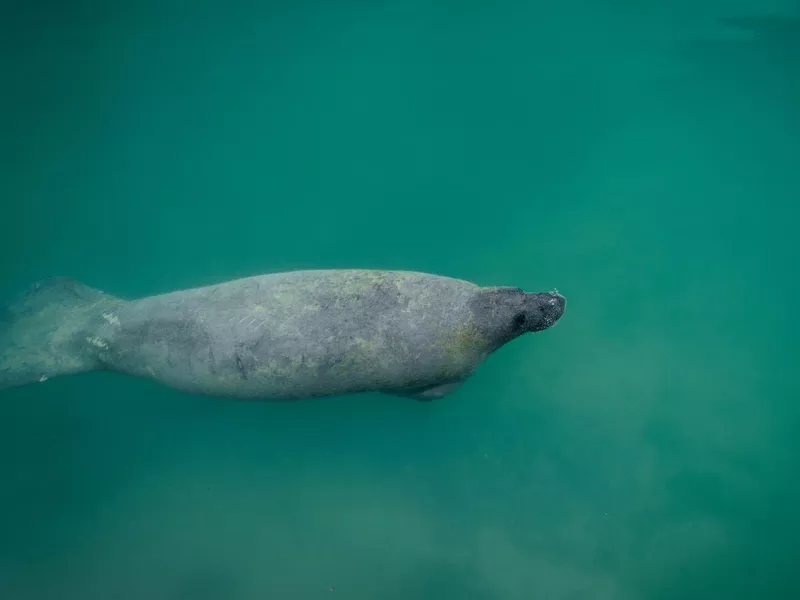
<box><xmin>0</xmin><ymin>269</ymin><xmax>565</xmax><ymax>401</ymax></box>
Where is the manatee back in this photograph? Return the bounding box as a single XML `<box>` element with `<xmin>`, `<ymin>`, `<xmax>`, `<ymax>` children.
<box><xmin>224</xmin><ymin>270</ymin><xmax>489</xmax><ymax>398</ymax></box>
<box><xmin>108</xmin><ymin>270</ymin><xmax>492</xmax><ymax>399</ymax></box>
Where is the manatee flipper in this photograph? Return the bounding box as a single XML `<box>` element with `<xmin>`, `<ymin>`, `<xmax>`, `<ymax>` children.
<box><xmin>0</xmin><ymin>277</ymin><xmax>123</xmax><ymax>391</ymax></box>
<box><xmin>386</xmin><ymin>381</ymin><xmax>464</xmax><ymax>401</ymax></box>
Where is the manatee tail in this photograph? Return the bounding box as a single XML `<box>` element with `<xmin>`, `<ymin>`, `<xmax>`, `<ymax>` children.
<box><xmin>0</xmin><ymin>277</ymin><xmax>123</xmax><ymax>392</ymax></box>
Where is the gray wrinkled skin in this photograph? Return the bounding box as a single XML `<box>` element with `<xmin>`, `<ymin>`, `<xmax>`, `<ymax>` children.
<box><xmin>1</xmin><ymin>270</ymin><xmax>566</xmax><ymax>401</ymax></box>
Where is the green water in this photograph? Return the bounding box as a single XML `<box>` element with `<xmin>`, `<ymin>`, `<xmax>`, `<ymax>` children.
<box><xmin>1</xmin><ymin>1</ymin><xmax>798</xmax><ymax>598</ymax></box>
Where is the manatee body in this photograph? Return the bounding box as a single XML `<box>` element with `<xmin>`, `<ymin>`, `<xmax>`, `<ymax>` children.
<box><xmin>0</xmin><ymin>269</ymin><xmax>565</xmax><ymax>400</ymax></box>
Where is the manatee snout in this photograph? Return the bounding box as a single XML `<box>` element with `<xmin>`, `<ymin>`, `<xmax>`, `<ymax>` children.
<box><xmin>526</xmin><ymin>291</ymin><xmax>566</xmax><ymax>331</ymax></box>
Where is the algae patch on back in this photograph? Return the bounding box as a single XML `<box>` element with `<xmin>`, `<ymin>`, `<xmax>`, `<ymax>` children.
<box><xmin>432</xmin><ymin>317</ymin><xmax>489</xmax><ymax>379</ymax></box>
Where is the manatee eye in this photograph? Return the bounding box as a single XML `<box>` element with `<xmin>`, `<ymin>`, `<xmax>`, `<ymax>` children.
<box><xmin>512</xmin><ymin>313</ymin><xmax>527</xmax><ymax>329</ymax></box>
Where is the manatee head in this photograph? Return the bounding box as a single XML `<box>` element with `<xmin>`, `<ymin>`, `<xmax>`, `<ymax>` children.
<box><xmin>470</xmin><ymin>286</ymin><xmax>566</xmax><ymax>352</ymax></box>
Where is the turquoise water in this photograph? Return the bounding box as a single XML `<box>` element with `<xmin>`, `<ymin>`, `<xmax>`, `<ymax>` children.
<box><xmin>1</xmin><ymin>1</ymin><xmax>798</xmax><ymax>598</ymax></box>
